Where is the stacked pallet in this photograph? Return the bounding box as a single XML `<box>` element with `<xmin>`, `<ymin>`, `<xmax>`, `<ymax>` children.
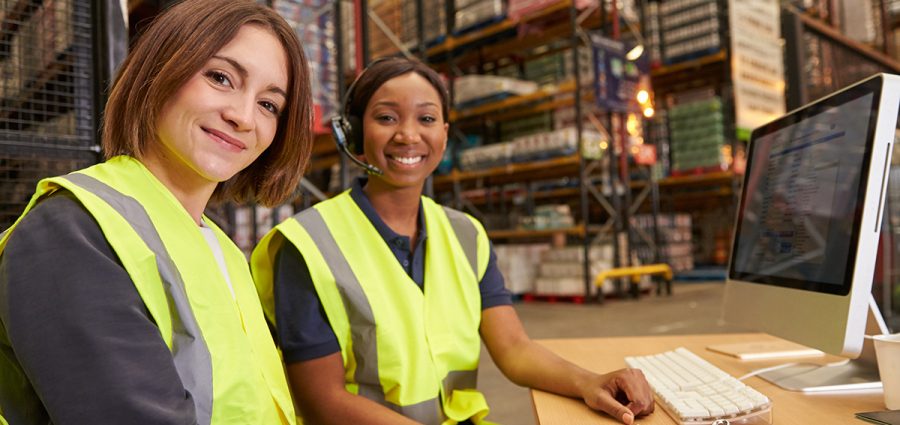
<box><xmin>458</xmin><ymin>127</ymin><xmax>603</xmax><ymax>170</ymax></box>
<box><xmin>668</xmin><ymin>93</ymin><xmax>728</xmax><ymax>173</ymax></box>
<box><xmin>660</xmin><ymin>0</ymin><xmax>722</xmax><ymax>64</ymax></box>
<box><xmin>494</xmin><ymin>243</ymin><xmax>550</xmax><ymax>295</ymax></box>
<box><xmin>533</xmin><ymin>245</ymin><xmax>614</xmax><ymax>296</ymax></box>
<box><xmin>631</xmin><ymin>214</ymin><xmax>694</xmax><ymax>272</ymax></box>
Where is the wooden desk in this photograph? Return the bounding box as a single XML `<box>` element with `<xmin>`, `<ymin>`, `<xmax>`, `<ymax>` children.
<box><xmin>531</xmin><ymin>333</ymin><xmax>885</xmax><ymax>424</ymax></box>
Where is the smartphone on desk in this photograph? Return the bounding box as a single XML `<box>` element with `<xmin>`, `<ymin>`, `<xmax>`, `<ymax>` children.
<box><xmin>856</xmin><ymin>410</ymin><xmax>900</xmax><ymax>425</ymax></box>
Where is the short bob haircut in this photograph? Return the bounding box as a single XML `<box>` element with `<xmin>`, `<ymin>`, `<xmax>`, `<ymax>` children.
<box><xmin>103</xmin><ymin>0</ymin><xmax>312</xmax><ymax>207</ymax></box>
<box><xmin>345</xmin><ymin>56</ymin><xmax>449</xmax><ymax>154</ymax></box>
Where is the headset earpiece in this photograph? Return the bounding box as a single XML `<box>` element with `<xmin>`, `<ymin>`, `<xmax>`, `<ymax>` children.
<box><xmin>346</xmin><ymin>115</ymin><xmax>364</xmax><ymax>155</ymax></box>
<box><xmin>331</xmin><ymin>115</ymin><xmax>382</xmax><ymax>175</ymax></box>
<box><xmin>333</xmin><ymin>57</ymin><xmax>399</xmax><ymax>175</ymax></box>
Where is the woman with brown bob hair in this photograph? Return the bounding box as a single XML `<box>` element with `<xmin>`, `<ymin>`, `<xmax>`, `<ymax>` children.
<box><xmin>0</xmin><ymin>1</ymin><xmax>310</xmax><ymax>423</ymax></box>
<box><xmin>103</xmin><ymin>0</ymin><xmax>312</xmax><ymax>205</ymax></box>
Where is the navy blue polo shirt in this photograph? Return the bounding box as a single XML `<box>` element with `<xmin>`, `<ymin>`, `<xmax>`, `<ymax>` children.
<box><xmin>274</xmin><ymin>178</ymin><xmax>512</xmax><ymax>364</ymax></box>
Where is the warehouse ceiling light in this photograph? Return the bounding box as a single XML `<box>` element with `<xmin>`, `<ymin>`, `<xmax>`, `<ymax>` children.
<box><xmin>636</xmin><ymin>89</ymin><xmax>650</xmax><ymax>104</ymax></box>
<box><xmin>622</xmin><ymin>14</ymin><xmax>646</xmax><ymax>61</ymax></box>
<box><xmin>625</xmin><ymin>44</ymin><xmax>644</xmax><ymax>61</ymax></box>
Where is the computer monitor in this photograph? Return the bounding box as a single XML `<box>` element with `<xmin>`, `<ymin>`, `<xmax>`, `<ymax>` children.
<box><xmin>722</xmin><ymin>73</ymin><xmax>899</xmax><ymax>392</ymax></box>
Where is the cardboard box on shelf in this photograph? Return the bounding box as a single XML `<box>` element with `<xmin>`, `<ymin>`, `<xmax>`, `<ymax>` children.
<box><xmin>453</xmin><ymin>75</ymin><xmax>539</xmax><ymax>107</ymax></box>
<box><xmin>454</xmin><ymin>0</ymin><xmax>504</xmax><ymax>33</ymax></box>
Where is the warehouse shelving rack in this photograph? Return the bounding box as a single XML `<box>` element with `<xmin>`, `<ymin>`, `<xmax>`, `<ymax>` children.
<box><xmin>779</xmin><ymin>2</ymin><xmax>900</xmax><ymax>330</ymax></box>
<box><xmin>349</xmin><ymin>0</ymin><xmax>657</xmax><ymax>300</ymax></box>
<box><xmin>637</xmin><ymin>0</ymin><xmax>900</xmax><ymax>315</ymax></box>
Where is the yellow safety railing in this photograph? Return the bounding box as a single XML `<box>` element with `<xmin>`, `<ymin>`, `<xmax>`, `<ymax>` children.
<box><xmin>594</xmin><ymin>264</ymin><xmax>674</xmax><ymax>295</ymax></box>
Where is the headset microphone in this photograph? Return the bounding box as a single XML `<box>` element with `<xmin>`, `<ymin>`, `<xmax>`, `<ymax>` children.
<box><xmin>331</xmin><ymin>116</ymin><xmax>383</xmax><ymax>176</ymax></box>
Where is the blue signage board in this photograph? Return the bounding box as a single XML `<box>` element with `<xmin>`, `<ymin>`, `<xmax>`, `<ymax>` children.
<box><xmin>590</xmin><ymin>33</ymin><xmax>646</xmax><ymax>113</ymax></box>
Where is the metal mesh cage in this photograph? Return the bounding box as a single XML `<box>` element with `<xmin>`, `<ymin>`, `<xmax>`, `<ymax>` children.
<box><xmin>0</xmin><ymin>0</ymin><xmax>97</xmax><ymax>231</ymax></box>
<box><xmin>0</xmin><ymin>148</ymin><xmax>95</xmax><ymax>227</ymax></box>
<box><xmin>802</xmin><ymin>30</ymin><xmax>888</xmax><ymax>101</ymax></box>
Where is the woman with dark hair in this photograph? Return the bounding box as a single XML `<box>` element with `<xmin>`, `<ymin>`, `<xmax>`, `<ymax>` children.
<box><xmin>0</xmin><ymin>1</ymin><xmax>312</xmax><ymax>423</ymax></box>
<box><xmin>252</xmin><ymin>56</ymin><xmax>654</xmax><ymax>425</ymax></box>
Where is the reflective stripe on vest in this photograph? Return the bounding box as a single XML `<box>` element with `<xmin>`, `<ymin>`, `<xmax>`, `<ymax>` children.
<box><xmin>62</xmin><ymin>173</ymin><xmax>214</xmax><ymax>425</ymax></box>
<box><xmin>296</xmin><ymin>209</ymin><xmax>447</xmax><ymax>424</ymax></box>
<box><xmin>1</xmin><ymin>157</ymin><xmax>294</xmax><ymax>423</ymax></box>
<box><xmin>289</xmin><ymin>197</ymin><xmax>487</xmax><ymax>425</ymax></box>
<box><xmin>441</xmin><ymin>207</ymin><xmax>478</xmax><ymax>278</ymax></box>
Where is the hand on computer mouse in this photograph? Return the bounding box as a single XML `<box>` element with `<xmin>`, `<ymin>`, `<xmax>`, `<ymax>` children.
<box><xmin>580</xmin><ymin>368</ymin><xmax>655</xmax><ymax>424</ymax></box>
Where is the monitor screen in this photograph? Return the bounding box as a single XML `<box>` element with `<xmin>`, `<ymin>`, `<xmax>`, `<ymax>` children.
<box><xmin>724</xmin><ymin>73</ymin><xmax>898</xmax><ymax>364</ymax></box>
<box><xmin>729</xmin><ymin>85</ymin><xmax>881</xmax><ymax>295</ymax></box>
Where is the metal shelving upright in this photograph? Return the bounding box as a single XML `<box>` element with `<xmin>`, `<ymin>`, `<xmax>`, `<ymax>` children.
<box><xmin>320</xmin><ymin>0</ymin><xmax>671</xmax><ymax>301</ymax></box>
<box><xmin>430</xmin><ymin>1</ymin><xmax>655</xmax><ymax>301</ymax></box>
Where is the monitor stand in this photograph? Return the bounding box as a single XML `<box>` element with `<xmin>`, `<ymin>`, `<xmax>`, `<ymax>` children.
<box><xmin>758</xmin><ymin>295</ymin><xmax>889</xmax><ymax>392</ymax></box>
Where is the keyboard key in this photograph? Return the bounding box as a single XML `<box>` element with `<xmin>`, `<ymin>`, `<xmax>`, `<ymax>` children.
<box><xmin>625</xmin><ymin>347</ymin><xmax>773</xmax><ymax>425</ymax></box>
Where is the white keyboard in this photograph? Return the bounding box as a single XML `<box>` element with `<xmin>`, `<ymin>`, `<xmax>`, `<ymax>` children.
<box><xmin>625</xmin><ymin>347</ymin><xmax>772</xmax><ymax>425</ymax></box>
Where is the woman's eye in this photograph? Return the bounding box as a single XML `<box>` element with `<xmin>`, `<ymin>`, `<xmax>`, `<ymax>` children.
<box><xmin>376</xmin><ymin>115</ymin><xmax>396</xmax><ymax>123</ymax></box>
<box><xmin>205</xmin><ymin>70</ymin><xmax>232</xmax><ymax>87</ymax></box>
<box><xmin>259</xmin><ymin>101</ymin><xmax>280</xmax><ymax>116</ymax></box>
<box><xmin>421</xmin><ymin>115</ymin><xmax>437</xmax><ymax>124</ymax></box>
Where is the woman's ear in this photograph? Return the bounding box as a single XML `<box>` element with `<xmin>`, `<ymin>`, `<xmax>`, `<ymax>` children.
<box><xmin>443</xmin><ymin>123</ymin><xmax>450</xmax><ymax>148</ymax></box>
<box><xmin>440</xmin><ymin>123</ymin><xmax>450</xmax><ymax>151</ymax></box>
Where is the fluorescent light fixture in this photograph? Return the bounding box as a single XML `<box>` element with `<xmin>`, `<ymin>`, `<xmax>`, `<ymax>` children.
<box><xmin>622</xmin><ymin>15</ymin><xmax>646</xmax><ymax>61</ymax></box>
<box><xmin>636</xmin><ymin>89</ymin><xmax>650</xmax><ymax>104</ymax></box>
<box><xmin>626</xmin><ymin>44</ymin><xmax>644</xmax><ymax>61</ymax></box>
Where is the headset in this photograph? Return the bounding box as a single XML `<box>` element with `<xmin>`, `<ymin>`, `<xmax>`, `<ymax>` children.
<box><xmin>331</xmin><ymin>57</ymin><xmax>397</xmax><ymax>176</ymax></box>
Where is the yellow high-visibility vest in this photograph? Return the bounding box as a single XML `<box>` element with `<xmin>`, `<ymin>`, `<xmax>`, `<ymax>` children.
<box><xmin>0</xmin><ymin>156</ymin><xmax>295</xmax><ymax>425</ymax></box>
<box><xmin>252</xmin><ymin>191</ymin><xmax>497</xmax><ymax>425</ymax></box>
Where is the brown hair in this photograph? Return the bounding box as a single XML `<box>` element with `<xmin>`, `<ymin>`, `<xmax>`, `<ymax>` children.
<box><xmin>102</xmin><ymin>0</ymin><xmax>312</xmax><ymax>206</ymax></box>
<box><xmin>345</xmin><ymin>56</ymin><xmax>449</xmax><ymax>153</ymax></box>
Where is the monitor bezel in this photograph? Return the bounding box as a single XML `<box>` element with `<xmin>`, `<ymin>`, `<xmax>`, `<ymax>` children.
<box><xmin>727</xmin><ymin>76</ymin><xmax>885</xmax><ymax>296</ymax></box>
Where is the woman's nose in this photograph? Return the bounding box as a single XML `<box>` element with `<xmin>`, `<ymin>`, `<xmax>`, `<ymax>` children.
<box><xmin>222</xmin><ymin>96</ymin><xmax>255</xmax><ymax>131</ymax></box>
<box><xmin>393</xmin><ymin>121</ymin><xmax>421</xmax><ymax>143</ymax></box>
